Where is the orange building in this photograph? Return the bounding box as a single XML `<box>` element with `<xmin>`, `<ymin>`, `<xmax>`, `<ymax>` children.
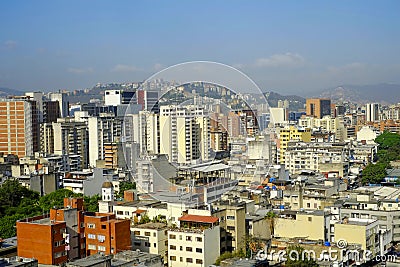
<box><xmin>84</xmin><ymin>212</ymin><xmax>131</xmax><ymax>255</ymax></box>
<box><xmin>0</xmin><ymin>97</ymin><xmax>38</xmax><ymax>158</ymax></box>
<box><xmin>17</xmin><ymin>198</ymin><xmax>131</xmax><ymax>265</ymax></box>
<box><xmin>17</xmin><ymin>215</ymin><xmax>68</xmax><ymax>265</ymax></box>
<box><xmin>306</xmin><ymin>98</ymin><xmax>331</xmax><ymax>119</ymax></box>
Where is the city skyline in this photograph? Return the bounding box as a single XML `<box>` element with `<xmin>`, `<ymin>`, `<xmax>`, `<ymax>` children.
<box><xmin>1</xmin><ymin>1</ymin><xmax>400</xmax><ymax>94</ymax></box>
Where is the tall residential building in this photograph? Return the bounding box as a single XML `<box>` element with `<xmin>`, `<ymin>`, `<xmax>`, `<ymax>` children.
<box><xmin>87</xmin><ymin>113</ymin><xmax>122</xmax><ymax>167</ymax></box>
<box><xmin>365</xmin><ymin>103</ymin><xmax>380</xmax><ymax>122</ymax></box>
<box><xmin>53</xmin><ymin>118</ymin><xmax>89</xmax><ymax>170</ymax></box>
<box><xmin>50</xmin><ymin>92</ymin><xmax>69</xmax><ymax>117</ymax></box>
<box><xmin>278</xmin><ymin>125</ymin><xmax>311</xmax><ymax>164</ymax></box>
<box><xmin>159</xmin><ymin>105</ymin><xmax>210</xmax><ymax>164</ymax></box>
<box><xmin>306</xmin><ymin>98</ymin><xmax>331</xmax><ymax>119</ymax></box>
<box><xmin>136</xmin><ymin>90</ymin><xmax>159</xmax><ymax>113</ymax></box>
<box><xmin>0</xmin><ymin>97</ymin><xmax>39</xmax><ymax>157</ymax></box>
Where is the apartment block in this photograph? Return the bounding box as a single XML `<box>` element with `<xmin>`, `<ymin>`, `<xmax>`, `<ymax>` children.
<box><xmin>131</xmin><ymin>222</ymin><xmax>168</xmax><ymax>263</ymax></box>
<box><xmin>284</xmin><ymin>142</ymin><xmax>347</xmax><ymax>176</ymax></box>
<box><xmin>0</xmin><ymin>98</ymin><xmax>39</xmax><ymax>158</ymax></box>
<box><xmin>84</xmin><ymin>212</ymin><xmax>131</xmax><ymax>255</ymax></box>
<box><xmin>334</xmin><ymin>218</ymin><xmax>380</xmax><ymax>255</ymax></box>
<box><xmin>277</xmin><ymin>126</ymin><xmax>311</xmax><ymax>164</ymax></box>
<box><xmin>167</xmin><ymin>214</ymin><xmax>220</xmax><ymax>267</ymax></box>
<box><xmin>273</xmin><ymin>210</ymin><xmax>330</xmax><ymax>241</ymax></box>
<box><xmin>17</xmin><ymin>215</ymin><xmax>68</xmax><ymax>265</ymax></box>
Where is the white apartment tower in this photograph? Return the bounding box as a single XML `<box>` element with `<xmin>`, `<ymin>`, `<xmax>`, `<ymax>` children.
<box><xmin>159</xmin><ymin>105</ymin><xmax>210</xmax><ymax>165</ymax></box>
<box><xmin>366</xmin><ymin>103</ymin><xmax>379</xmax><ymax>122</ymax></box>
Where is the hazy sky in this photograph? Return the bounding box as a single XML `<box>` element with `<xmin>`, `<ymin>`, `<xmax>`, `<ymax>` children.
<box><xmin>1</xmin><ymin>1</ymin><xmax>400</xmax><ymax>94</ymax></box>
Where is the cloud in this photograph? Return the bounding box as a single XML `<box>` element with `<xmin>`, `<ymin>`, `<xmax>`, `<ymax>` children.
<box><xmin>327</xmin><ymin>62</ymin><xmax>366</xmax><ymax>73</ymax></box>
<box><xmin>67</xmin><ymin>67</ymin><xmax>94</xmax><ymax>74</ymax></box>
<box><xmin>110</xmin><ymin>64</ymin><xmax>139</xmax><ymax>72</ymax></box>
<box><xmin>255</xmin><ymin>53</ymin><xmax>305</xmax><ymax>67</ymax></box>
<box><xmin>3</xmin><ymin>40</ymin><xmax>18</xmax><ymax>50</ymax></box>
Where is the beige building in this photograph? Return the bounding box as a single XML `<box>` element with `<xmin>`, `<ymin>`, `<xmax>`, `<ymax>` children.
<box><xmin>159</xmin><ymin>105</ymin><xmax>210</xmax><ymax>165</ymax></box>
<box><xmin>213</xmin><ymin>202</ymin><xmax>246</xmax><ymax>253</ymax></box>
<box><xmin>131</xmin><ymin>222</ymin><xmax>168</xmax><ymax>263</ymax></box>
<box><xmin>273</xmin><ymin>210</ymin><xmax>330</xmax><ymax>241</ymax></box>
<box><xmin>334</xmin><ymin>218</ymin><xmax>379</xmax><ymax>254</ymax></box>
<box><xmin>167</xmin><ymin>214</ymin><xmax>220</xmax><ymax>267</ymax></box>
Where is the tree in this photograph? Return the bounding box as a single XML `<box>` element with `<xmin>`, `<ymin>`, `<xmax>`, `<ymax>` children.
<box><xmin>0</xmin><ymin>179</ymin><xmax>40</xmax><ymax>216</ymax></box>
<box><xmin>139</xmin><ymin>214</ymin><xmax>150</xmax><ymax>224</ymax></box>
<box><xmin>38</xmin><ymin>189</ymin><xmax>78</xmax><ymax>212</ymax></box>
<box><xmin>285</xmin><ymin>245</ymin><xmax>319</xmax><ymax>267</ymax></box>
<box><xmin>361</xmin><ymin>162</ymin><xmax>387</xmax><ymax>185</ymax></box>
<box><xmin>375</xmin><ymin>131</ymin><xmax>400</xmax><ymax>150</ymax></box>
<box><xmin>83</xmin><ymin>195</ymin><xmax>101</xmax><ymax>212</ymax></box>
<box><xmin>116</xmin><ymin>181</ymin><xmax>136</xmax><ymax>199</ymax></box>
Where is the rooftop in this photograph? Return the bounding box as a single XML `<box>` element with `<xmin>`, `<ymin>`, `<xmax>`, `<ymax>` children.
<box><xmin>132</xmin><ymin>222</ymin><xmax>167</xmax><ymax>230</ymax></box>
<box><xmin>178</xmin><ymin>214</ymin><xmax>219</xmax><ymax>224</ymax></box>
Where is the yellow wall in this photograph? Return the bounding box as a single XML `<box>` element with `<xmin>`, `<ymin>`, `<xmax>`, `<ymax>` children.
<box><xmin>334</xmin><ymin>224</ymin><xmax>366</xmax><ymax>250</ymax></box>
<box><xmin>274</xmin><ymin>213</ymin><xmax>326</xmax><ymax>241</ymax></box>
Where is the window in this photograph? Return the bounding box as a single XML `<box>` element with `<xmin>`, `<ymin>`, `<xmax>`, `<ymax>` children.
<box><xmin>134</xmin><ymin>231</ymin><xmax>140</xmax><ymax>235</ymax></box>
<box><xmin>125</xmin><ymin>211</ymin><xmax>130</xmax><ymax>215</ymax></box>
<box><xmin>196</xmin><ymin>259</ymin><xmax>203</xmax><ymax>264</ymax></box>
<box><xmin>101</xmin><ymin>225</ymin><xmax>106</xmax><ymax>229</ymax></box>
<box><xmin>196</xmin><ymin>237</ymin><xmax>202</xmax><ymax>242</ymax></box>
<box><xmin>170</xmin><ymin>245</ymin><xmax>176</xmax><ymax>250</ymax></box>
<box><xmin>186</xmin><ymin>247</ymin><xmax>193</xmax><ymax>252</ymax></box>
<box><xmin>87</xmin><ymin>223</ymin><xmax>95</xmax><ymax>229</ymax></box>
<box><xmin>153</xmin><ymin>243</ymin><xmax>156</xmax><ymax>248</ymax></box>
<box><xmin>307</xmin><ymin>203</ymin><xmax>311</xmax><ymax>208</ymax></box>
<box><xmin>134</xmin><ymin>241</ymin><xmax>141</xmax><ymax>246</ymax></box>
<box><xmin>196</xmin><ymin>248</ymin><xmax>202</xmax><ymax>253</ymax></box>
<box><xmin>169</xmin><ymin>234</ymin><xmax>176</xmax><ymax>239</ymax></box>
<box><xmin>180</xmin><ymin>257</ymin><xmax>183</xmax><ymax>262</ymax></box>
<box><xmin>98</xmin><ymin>246</ymin><xmax>106</xmax><ymax>252</ymax></box>
<box><xmin>308</xmin><ymin>217</ymin><xmax>312</xmax><ymax>222</ymax></box>
<box><xmin>117</xmin><ymin>211</ymin><xmax>123</xmax><ymax>215</ymax></box>
<box><xmin>153</xmin><ymin>232</ymin><xmax>156</xmax><ymax>237</ymax></box>
<box><xmin>88</xmin><ymin>234</ymin><xmax>96</xmax><ymax>239</ymax></box>
<box><xmin>186</xmin><ymin>258</ymin><xmax>193</xmax><ymax>263</ymax></box>
<box><xmin>170</xmin><ymin>256</ymin><xmax>176</xmax><ymax>261</ymax></box>
<box><xmin>145</xmin><ymin>232</ymin><xmax>151</xmax><ymax>236</ymax></box>
<box><xmin>186</xmin><ymin>236</ymin><xmax>192</xmax><ymax>241</ymax></box>
<box><xmin>227</xmin><ymin>215</ymin><xmax>235</xmax><ymax>220</ymax></box>
<box><xmin>97</xmin><ymin>235</ymin><xmax>106</xmax><ymax>242</ymax></box>
<box><xmin>227</xmin><ymin>226</ymin><xmax>235</xmax><ymax>231</ymax></box>
<box><xmin>88</xmin><ymin>244</ymin><xmax>96</xmax><ymax>250</ymax></box>
<box><xmin>180</xmin><ymin>246</ymin><xmax>183</xmax><ymax>251</ymax></box>
<box><xmin>144</xmin><ymin>242</ymin><xmax>150</xmax><ymax>247</ymax></box>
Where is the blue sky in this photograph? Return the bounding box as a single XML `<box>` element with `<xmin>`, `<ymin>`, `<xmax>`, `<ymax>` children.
<box><xmin>1</xmin><ymin>1</ymin><xmax>399</xmax><ymax>94</ymax></box>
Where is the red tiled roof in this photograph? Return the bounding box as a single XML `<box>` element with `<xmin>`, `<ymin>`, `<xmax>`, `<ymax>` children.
<box><xmin>178</xmin><ymin>214</ymin><xmax>219</xmax><ymax>224</ymax></box>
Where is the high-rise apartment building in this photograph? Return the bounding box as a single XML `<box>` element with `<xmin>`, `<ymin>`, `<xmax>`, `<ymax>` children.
<box><xmin>0</xmin><ymin>97</ymin><xmax>39</xmax><ymax>157</ymax></box>
<box><xmin>53</xmin><ymin>118</ymin><xmax>89</xmax><ymax>170</ymax></box>
<box><xmin>87</xmin><ymin>113</ymin><xmax>122</xmax><ymax>167</ymax></box>
<box><xmin>306</xmin><ymin>98</ymin><xmax>331</xmax><ymax>119</ymax></box>
<box><xmin>159</xmin><ymin>105</ymin><xmax>210</xmax><ymax>164</ymax></box>
<box><xmin>365</xmin><ymin>103</ymin><xmax>379</xmax><ymax>122</ymax></box>
<box><xmin>50</xmin><ymin>92</ymin><xmax>69</xmax><ymax>117</ymax></box>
